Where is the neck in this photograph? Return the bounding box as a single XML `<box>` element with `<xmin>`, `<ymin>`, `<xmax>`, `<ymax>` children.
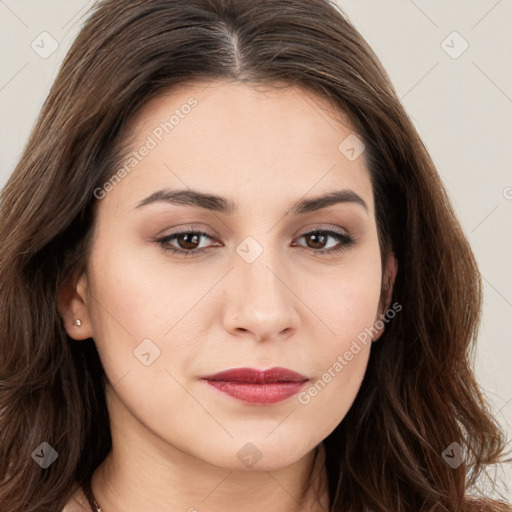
<box><xmin>90</xmin><ymin>444</ymin><xmax>328</xmax><ymax>512</ymax></box>
<box><xmin>89</xmin><ymin>383</ymin><xmax>329</xmax><ymax>512</ymax></box>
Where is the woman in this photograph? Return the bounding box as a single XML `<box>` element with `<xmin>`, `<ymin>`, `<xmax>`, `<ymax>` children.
<box><xmin>0</xmin><ymin>0</ymin><xmax>509</xmax><ymax>510</ymax></box>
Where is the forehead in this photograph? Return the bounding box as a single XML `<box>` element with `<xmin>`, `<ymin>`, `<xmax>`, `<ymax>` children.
<box><xmin>100</xmin><ymin>80</ymin><xmax>374</xmax><ymax>216</ymax></box>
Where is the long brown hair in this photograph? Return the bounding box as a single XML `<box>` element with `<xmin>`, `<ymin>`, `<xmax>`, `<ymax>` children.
<box><xmin>0</xmin><ymin>1</ymin><xmax>510</xmax><ymax>510</ymax></box>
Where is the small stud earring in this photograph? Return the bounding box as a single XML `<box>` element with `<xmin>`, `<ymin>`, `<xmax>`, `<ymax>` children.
<box><xmin>74</xmin><ymin>319</ymin><xmax>82</xmax><ymax>327</ymax></box>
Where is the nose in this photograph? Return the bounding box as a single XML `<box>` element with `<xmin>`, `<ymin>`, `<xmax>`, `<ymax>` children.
<box><xmin>222</xmin><ymin>246</ymin><xmax>300</xmax><ymax>342</ymax></box>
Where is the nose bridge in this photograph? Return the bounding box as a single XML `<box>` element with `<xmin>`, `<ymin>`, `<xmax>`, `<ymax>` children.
<box><xmin>243</xmin><ymin>246</ymin><xmax>282</xmax><ymax>298</ymax></box>
<box><xmin>223</xmin><ymin>235</ymin><xmax>299</xmax><ymax>338</ymax></box>
<box><xmin>238</xmin><ymin>238</ymin><xmax>289</xmax><ymax>309</ymax></box>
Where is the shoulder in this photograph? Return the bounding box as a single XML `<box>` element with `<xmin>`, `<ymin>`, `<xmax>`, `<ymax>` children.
<box><xmin>62</xmin><ymin>485</ymin><xmax>92</xmax><ymax>512</ymax></box>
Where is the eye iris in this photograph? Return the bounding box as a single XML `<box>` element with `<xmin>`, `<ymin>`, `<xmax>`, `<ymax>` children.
<box><xmin>178</xmin><ymin>233</ymin><xmax>200</xmax><ymax>250</ymax></box>
<box><xmin>307</xmin><ymin>232</ymin><xmax>327</xmax><ymax>249</ymax></box>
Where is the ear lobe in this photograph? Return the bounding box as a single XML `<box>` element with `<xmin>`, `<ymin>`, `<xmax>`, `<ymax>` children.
<box><xmin>373</xmin><ymin>252</ymin><xmax>398</xmax><ymax>342</ymax></box>
<box><xmin>57</xmin><ymin>271</ymin><xmax>92</xmax><ymax>340</ymax></box>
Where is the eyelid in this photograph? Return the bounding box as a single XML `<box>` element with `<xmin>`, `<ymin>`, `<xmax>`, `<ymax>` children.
<box><xmin>155</xmin><ymin>224</ymin><xmax>356</xmax><ymax>258</ymax></box>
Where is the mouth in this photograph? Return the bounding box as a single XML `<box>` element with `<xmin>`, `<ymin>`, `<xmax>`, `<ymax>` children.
<box><xmin>201</xmin><ymin>367</ymin><xmax>309</xmax><ymax>405</ymax></box>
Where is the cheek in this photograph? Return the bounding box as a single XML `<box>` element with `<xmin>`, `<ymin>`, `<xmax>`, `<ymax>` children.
<box><xmin>85</xmin><ymin>248</ymin><xmax>204</xmax><ymax>427</ymax></box>
<box><xmin>296</xmin><ymin>344</ymin><xmax>371</xmax><ymax>438</ymax></box>
<box><xmin>295</xmin><ymin>282</ymin><xmax>378</xmax><ymax>436</ymax></box>
<box><xmin>307</xmin><ymin>245</ymin><xmax>383</xmax><ymax>351</ymax></box>
<box><xmin>85</xmin><ymin>240</ymin><xmax>189</xmax><ymax>373</ymax></box>
<box><xmin>85</xmin><ymin>237</ymin><xmax>230</xmax><ymax>401</ymax></box>
<box><xmin>294</xmin><ymin>248</ymin><xmax>382</xmax><ymax>430</ymax></box>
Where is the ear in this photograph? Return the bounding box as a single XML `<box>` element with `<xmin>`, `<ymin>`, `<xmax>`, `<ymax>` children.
<box><xmin>372</xmin><ymin>252</ymin><xmax>398</xmax><ymax>342</ymax></box>
<box><xmin>57</xmin><ymin>270</ymin><xmax>94</xmax><ymax>341</ymax></box>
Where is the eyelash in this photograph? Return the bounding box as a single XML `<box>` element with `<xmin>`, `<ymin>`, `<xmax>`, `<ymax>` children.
<box><xmin>156</xmin><ymin>228</ymin><xmax>356</xmax><ymax>258</ymax></box>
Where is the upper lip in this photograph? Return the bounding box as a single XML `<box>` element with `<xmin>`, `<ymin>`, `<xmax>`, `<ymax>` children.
<box><xmin>202</xmin><ymin>367</ymin><xmax>308</xmax><ymax>383</ymax></box>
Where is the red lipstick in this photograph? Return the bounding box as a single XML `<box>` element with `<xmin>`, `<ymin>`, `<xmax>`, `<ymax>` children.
<box><xmin>202</xmin><ymin>367</ymin><xmax>309</xmax><ymax>404</ymax></box>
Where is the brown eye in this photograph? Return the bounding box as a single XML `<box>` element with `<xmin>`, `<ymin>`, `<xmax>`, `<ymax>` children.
<box><xmin>156</xmin><ymin>228</ymin><xmax>356</xmax><ymax>258</ymax></box>
<box><xmin>304</xmin><ymin>232</ymin><xmax>329</xmax><ymax>249</ymax></box>
<box><xmin>175</xmin><ymin>232</ymin><xmax>202</xmax><ymax>250</ymax></box>
<box><xmin>156</xmin><ymin>230</ymin><xmax>217</xmax><ymax>257</ymax></box>
<box><xmin>293</xmin><ymin>229</ymin><xmax>355</xmax><ymax>255</ymax></box>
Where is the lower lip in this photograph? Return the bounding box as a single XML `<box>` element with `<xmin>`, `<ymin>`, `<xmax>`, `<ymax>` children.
<box><xmin>204</xmin><ymin>380</ymin><xmax>307</xmax><ymax>404</ymax></box>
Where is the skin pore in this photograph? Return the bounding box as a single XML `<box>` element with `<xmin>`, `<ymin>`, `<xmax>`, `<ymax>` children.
<box><xmin>58</xmin><ymin>80</ymin><xmax>397</xmax><ymax>512</ymax></box>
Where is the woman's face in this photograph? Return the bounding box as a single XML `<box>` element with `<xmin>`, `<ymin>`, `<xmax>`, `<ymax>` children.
<box><xmin>62</xmin><ymin>80</ymin><xmax>395</xmax><ymax>470</ymax></box>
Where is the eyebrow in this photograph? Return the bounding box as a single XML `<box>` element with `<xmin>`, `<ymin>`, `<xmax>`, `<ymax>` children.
<box><xmin>133</xmin><ymin>188</ymin><xmax>368</xmax><ymax>215</ymax></box>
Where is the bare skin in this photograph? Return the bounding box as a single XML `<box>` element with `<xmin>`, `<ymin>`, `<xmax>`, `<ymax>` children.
<box><xmin>59</xmin><ymin>80</ymin><xmax>397</xmax><ymax>512</ymax></box>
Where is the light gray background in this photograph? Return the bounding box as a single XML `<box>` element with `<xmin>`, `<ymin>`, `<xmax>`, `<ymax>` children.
<box><xmin>0</xmin><ymin>0</ymin><xmax>511</xmax><ymax>500</ymax></box>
